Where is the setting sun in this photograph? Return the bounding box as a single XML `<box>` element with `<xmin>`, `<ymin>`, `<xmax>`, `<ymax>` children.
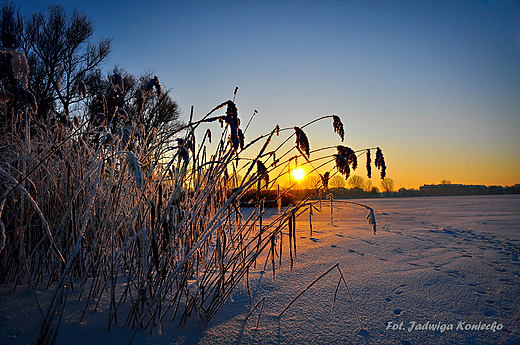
<box><xmin>291</xmin><ymin>167</ymin><xmax>306</xmax><ymax>181</ymax></box>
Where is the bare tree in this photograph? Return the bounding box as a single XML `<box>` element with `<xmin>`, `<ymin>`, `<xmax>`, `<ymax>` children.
<box><xmin>365</xmin><ymin>179</ymin><xmax>372</xmax><ymax>193</ymax></box>
<box><xmin>0</xmin><ymin>2</ymin><xmax>25</xmax><ymax>124</ymax></box>
<box><xmin>347</xmin><ymin>175</ymin><xmax>365</xmax><ymax>190</ymax></box>
<box><xmin>23</xmin><ymin>4</ymin><xmax>111</xmax><ymax>117</ymax></box>
<box><xmin>329</xmin><ymin>175</ymin><xmax>346</xmax><ymax>189</ymax></box>
<box><xmin>84</xmin><ymin>68</ymin><xmax>184</xmax><ymax>151</ymax></box>
<box><xmin>302</xmin><ymin>174</ymin><xmax>320</xmax><ymax>190</ymax></box>
<box><xmin>381</xmin><ymin>177</ymin><xmax>394</xmax><ymax>196</ymax></box>
<box><xmin>0</xmin><ymin>2</ymin><xmax>23</xmax><ymax>89</ymax></box>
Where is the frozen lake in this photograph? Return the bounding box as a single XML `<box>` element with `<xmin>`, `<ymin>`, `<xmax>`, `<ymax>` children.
<box><xmin>1</xmin><ymin>195</ymin><xmax>519</xmax><ymax>344</ymax></box>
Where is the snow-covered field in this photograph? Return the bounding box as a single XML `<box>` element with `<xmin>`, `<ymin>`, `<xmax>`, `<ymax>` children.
<box><xmin>1</xmin><ymin>195</ymin><xmax>519</xmax><ymax>344</ymax></box>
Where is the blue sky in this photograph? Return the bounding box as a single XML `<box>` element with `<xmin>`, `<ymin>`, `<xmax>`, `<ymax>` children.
<box><xmin>20</xmin><ymin>0</ymin><xmax>520</xmax><ymax>188</ymax></box>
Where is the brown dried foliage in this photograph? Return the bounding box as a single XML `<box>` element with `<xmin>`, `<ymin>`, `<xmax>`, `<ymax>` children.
<box><xmin>294</xmin><ymin>126</ymin><xmax>310</xmax><ymax>158</ymax></box>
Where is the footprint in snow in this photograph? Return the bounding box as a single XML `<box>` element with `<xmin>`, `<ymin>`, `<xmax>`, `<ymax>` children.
<box><xmin>482</xmin><ymin>309</ymin><xmax>496</xmax><ymax>317</ymax></box>
<box><xmin>443</xmin><ymin>228</ymin><xmax>457</xmax><ymax>235</ymax></box>
<box><xmin>392</xmin><ymin>284</ymin><xmax>407</xmax><ymax>291</ymax></box>
<box><xmin>446</xmin><ymin>270</ymin><xmax>465</xmax><ymax>278</ymax></box>
<box><xmin>411</xmin><ymin>235</ymin><xmax>425</xmax><ymax>242</ymax></box>
<box><xmin>391</xmin><ymin>284</ymin><xmax>407</xmax><ymax>296</ymax></box>
<box><xmin>361</xmin><ymin>239</ymin><xmax>378</xmax><ymax>245</ymax></box>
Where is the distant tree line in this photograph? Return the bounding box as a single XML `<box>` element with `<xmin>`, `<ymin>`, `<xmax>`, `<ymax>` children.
<box><xmin>293</xmin><ymin>174</ymin><xmax>520</xmax><ymax>200</ymax></box>
<box><xmin>373</xmin><ymin>183</ymin><xmax>519</xmax><ymax>198</ymax></box>
<box><xmin>414</xmin><ymin>183</ymin><xmax>520</xmax><ymax>197</ymax></box>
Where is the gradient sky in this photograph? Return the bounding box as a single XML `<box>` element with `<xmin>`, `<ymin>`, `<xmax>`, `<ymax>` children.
<box><xmin>20</xmin><ymin>0</ymin><xmax>520</xmax><ymax>189</ymax></box>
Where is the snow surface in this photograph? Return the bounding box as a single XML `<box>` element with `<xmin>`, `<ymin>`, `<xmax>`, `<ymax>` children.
<box><xmin>1</xmin><ymin>195</ymin><xmax>519</xmax><ymax>344</ymax></box>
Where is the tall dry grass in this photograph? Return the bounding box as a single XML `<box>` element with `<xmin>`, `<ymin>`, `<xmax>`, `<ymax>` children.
<box><xmin>0</xmin><ymin>49</ymin><xmax>384</xmax><ymax>344</ymax></box>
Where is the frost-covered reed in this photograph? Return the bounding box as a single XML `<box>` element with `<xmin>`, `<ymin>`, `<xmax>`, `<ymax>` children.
<box><xmin>0</xmin><ymin>54</ymin><xmax>385</xmax><ymax>344</ymax></box>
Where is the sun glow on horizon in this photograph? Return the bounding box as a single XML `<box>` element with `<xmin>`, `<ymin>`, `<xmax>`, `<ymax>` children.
<box><xmin>291</xmin><ymin>167</ymin><xmax>306</xmax><ymax>181</ymax></box>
